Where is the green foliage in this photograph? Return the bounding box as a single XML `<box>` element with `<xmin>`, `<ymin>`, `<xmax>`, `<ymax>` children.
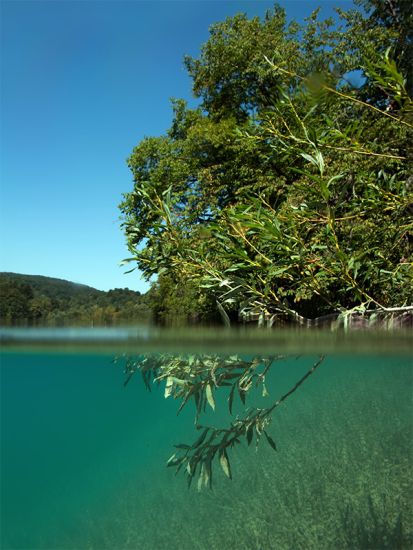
<box><xmin>120</xmin><ymin>1</ymin><xmax>413</xmax><ymax>324</ymax></box>
<box><xmin>26</xmin><ymin>358</ymin><xmax>412</xmax><ymax>549</ymax></box>
<box><xmin>350</xmin><ymin>0</ymin><xmax>413</xmax><ymax>97</ymax></box>
<box><xmin>0</xmin><ymin>278</ymin><xmax>34</xmax><ymax>324</ymax></box>
<box><xmin>121</xmin><ymin>352</ymin><xmax>324</xmax><ymax>487</ymax></box>
<box><xmin>146</xmin><ymin>273</ymin><xmax>220</xmax><ymax>326</ymax></box>
<box><xmin>0</xmin><ymin>273</ymin><xmax>151</xmax><ymax>326</ymax></box>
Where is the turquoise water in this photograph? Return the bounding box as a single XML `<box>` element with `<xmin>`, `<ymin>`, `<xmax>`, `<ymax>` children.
<box><xmin>1</xmin><ymin>331</ymin><xmax>412</xmax><ymax>549</ymax></box>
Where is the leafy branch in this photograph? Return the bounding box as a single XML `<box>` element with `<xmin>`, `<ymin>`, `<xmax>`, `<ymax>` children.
<box><xmin>120</xmin><ymin>353</ymin><xmax>325</xmax><ymax>488</ymax></box>
<box><xmin>167</xmin><ymin>355</ymin><xmax>325</xmax><ymax>489</ymax></box>
<box><xmin>264</xmin><ymin>55</ymin><xmax>413</xmax><ymax>128</ymax></box>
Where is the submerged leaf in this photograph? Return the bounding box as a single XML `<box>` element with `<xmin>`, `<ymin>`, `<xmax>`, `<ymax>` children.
<box><xmin>192</xmin><ymin>427</ymin><xmax>209</xmax><ymax>449</ymax></box>
<box><xmin>246</xmin><ymin>424</ymin><xmax>254</xmax><ymax>446</ymax></box>
<box><xmin>197</xmin><ymin>467</ymin><xmax>204</xmax><ymax>492</ymax></box>
<box><xmin>205</xmin><ymin>383</ymin><xmax>215</xmax><ymax>411</ymax></box>
<box><xmin>164</xmin><ymin>376</ymin><xmax>174</xmax><ymax>398</ymax></box>
<box><xmin>228</xmin><ymin>384</ymin><xmax>235</xmax><ymax>415</ymax></box>
<box><xmin>219</xmin><ymin>450</ymin><xmax>232</xmax><ymax>479</ymax></box>
<box><xmin>238</xmin><ymin>387</ymin><xmax>246</xmax><ymax>405</ymax></box>
<box><xmin>264</xmin><ymin>430</ymin><xmax>277</xmax><ymax>452</ymax></box>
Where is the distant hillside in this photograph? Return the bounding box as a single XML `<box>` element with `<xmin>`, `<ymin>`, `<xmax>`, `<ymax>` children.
<box><xmin>0</xmin><ymin>272</ymin><xmax>103</xmax><ymax>299</ymax></box>
<box><xmin>0</xmin><ymin>272</ymin><xmax>151</xmax><ymax>326</ymax></box>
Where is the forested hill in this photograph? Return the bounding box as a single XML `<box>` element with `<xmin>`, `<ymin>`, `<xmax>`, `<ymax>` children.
<box><xmin>0</xmin><ymin>272</ymin><xmax>152</xmax><ymax>326</ymax></box>
<box><xmin>1</xmin><ymin>272</ymin><xmax>103</xmax><ymax>300</ymax></box>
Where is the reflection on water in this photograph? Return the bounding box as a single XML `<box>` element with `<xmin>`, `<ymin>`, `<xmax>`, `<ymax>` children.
<box><xmin>1</xmin><ymin>329</ymin><xmax>412</xmax><ymax>549</ymax></box>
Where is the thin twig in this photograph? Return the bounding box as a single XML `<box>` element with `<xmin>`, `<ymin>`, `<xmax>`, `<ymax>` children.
<box><xmin>265</xmin><ymin>355</ymin><xmax>325</xmax><ymax>417</ymax></box>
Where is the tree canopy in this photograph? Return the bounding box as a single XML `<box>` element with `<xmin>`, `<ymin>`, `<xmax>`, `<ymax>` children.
<box><xmin>120</xmin><ymin>0</ymin><xmax>413</xmax><ymax>325</ymax></box>
<box><xmin>0</xmin><ymin>273</ymin><xmax>151</xmax><ymax>326</ymax></box>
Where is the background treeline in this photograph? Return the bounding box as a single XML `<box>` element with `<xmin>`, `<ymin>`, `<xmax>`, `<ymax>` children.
<box><xmin>121</xmin><ymin>0</ymin><xmax>413</xmax><ymax>326</ymax></box>
<box><xmin>0</xmin><ymin>273</ymin><xmax>152</xmax><ymax>326</ymax></box>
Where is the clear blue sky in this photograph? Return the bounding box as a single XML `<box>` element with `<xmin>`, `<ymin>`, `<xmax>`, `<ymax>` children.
<box><xmin>1</xmin><ymin>0</ymin><xmax>352</xmax><ymax>293</ymax></box>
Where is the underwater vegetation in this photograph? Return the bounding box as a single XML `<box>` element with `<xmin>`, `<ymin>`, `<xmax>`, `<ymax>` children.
<box><xmin>1</xmin><ymin>352</ymin><xmax>411</xmax><ymax>549</ymax></box>
<box><xmin>107</xmin><ymin>353</ymin><xmax>413</xmax><ymax>550</ymax></box>
<box><xmin>121</xmin><ymin>353</ymin><xmax>325</xmax><ymax>488</ymax></box>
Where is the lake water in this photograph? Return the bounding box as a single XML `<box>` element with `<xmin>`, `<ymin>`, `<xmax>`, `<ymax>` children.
<box><xmin>1</xmin><ymin>328</ymin><xmax>412</xmax><ymax>549</ymax></box>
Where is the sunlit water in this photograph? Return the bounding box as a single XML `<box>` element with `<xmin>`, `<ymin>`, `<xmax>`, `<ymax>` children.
<box><xmin>1</xmin><ymin>328</ymin><xmax>412</xmax><ymax>549</ymax></box>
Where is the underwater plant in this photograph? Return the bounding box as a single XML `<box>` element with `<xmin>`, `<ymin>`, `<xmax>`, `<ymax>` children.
<box><xmin>120</xmin><ymin>353</ymin><xmax>324</xmax><ymax>488</ymax></box>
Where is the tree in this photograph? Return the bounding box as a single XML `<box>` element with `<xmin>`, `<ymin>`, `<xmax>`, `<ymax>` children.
<box><xmin>120</xmin><ymin>1</ymin><xmax>412</xmax><ymax>324</ymax></box>
<box><xmin>0</xmin><ymin>280</ymin><xmax>34</xmax><ymax>324</ymax></box>
<box><xmin>338</xmin><ymin>0</ymin><xmax>413</xmax><ymax>98</ymax></box>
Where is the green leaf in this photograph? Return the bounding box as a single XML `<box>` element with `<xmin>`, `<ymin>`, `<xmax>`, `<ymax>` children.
<box><xmin>205</xmin><ymin>383</ymin><xmax>215</xmax><ymax>411</ymax></box>
<box><xmin>192</xmin><ymin>428</ymin><xmax>209</xmax><ymax>449</ymax></box>
<box><xmin>315</xmin><ymin>150</ymin><xmax>325</xmax><ymax>176</ymax></box>
<box><xmin>228</xmin><ymin>384</ymin><xmax>235</xmax><ymax>415</ymax></box>
<box><xmin>166</xmin><ymin>453</ymin><xmax>176</xmax><ymax>466</ymax></box>
<box><xmin>219</xmin><ymin>450</ymin><xmax>232</xmax><ymax>479</ymax></box>
<box><xmin>197</xmin><ymin>466</ymin><xmax>204</xmax><ymax>492</ymax></box>
<box><xmin>164</xmin><ymin>376</ymin><xmax>174</xmax><ymax>398</ymax></box>
<box><xmin>217</xmin><ymin>301</ymin><xmax>231</xmax><ymax>327</ymax></box>
<box><xmin>246</xmin><ymin>425</ymin><xmax>254</xmax><ymax>446</ymax></box>
<box><xmin>238</xmin><ymin>386</ymin><xmax>246</xmax><ymax>405</ymax></box>
<box><xmin>263</xmin><ymin>430</ymin><xmax>277</xmax><ymax>452</ymax></box>
<box><xmin>301</xmin><ymin>152</ymin><xmax>318</xmax><ymax>168</ymax></box>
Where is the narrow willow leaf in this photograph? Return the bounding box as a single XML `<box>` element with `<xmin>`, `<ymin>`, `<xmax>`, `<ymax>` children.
<box><xmin>228</xmin><ymin>384</ymin><xmax>235</xmax><ymax>415</ymax></box>
<box><xmin>205</xmin><ymin>383</ymin><xmax>215</xmax><ymax>411</ymax></box>
<box><xmin>174</xmin><ymin>444</ymin><xmax>191</xmax><ymax>450</ymax></box>
<box><xmin>238</xmin><ymin>387</ymin><xmax>246</xmax><ymax>405</ymax></box>
<box><xmin>246</xmin><ymin>425</ymin><xmax>254</xmax><ymax>446</ymax></box>
<box><xmin>301</xmin><ymin>152</ymin><xmax>317</xmax><ymax>167</ymax></box>
<box><xmin>177</xmin><ymin>391</ymin><xmax>192</xmax><ymax>415</ymax></box>
<box><xmin>219</xmin><ymin>450</ymin><xmax>232</xmax><ymax>479</ymax></box>
<box><xmin>175</xmin><ymin>460</ymin><xmax>185</xmax><ymax>475</ymax></box>
<box><xmin>264</xmin><ymin>430</ymin><xmax>277</xmax><ymax>452</ymax></box>
<box><xmin>141</xmin><ymin>370</ymin><xmax>152</xmax><ymax>392</ymax></box>
<box><xmin>315</xmin><ymin>150</ymin><xmax>324</xmax><ymax>175</ymax></box>
<box><xmin>164</xmin><ymin>376</ymin><xmax>173</xmax><ymax>398</ymax></box>
<box><xmin>204</xmin><ymin>457</ymin><xmax>212</xmax><ymax>488</ymax></box>
<box><xmin>192</xmin><ymin>427</ymin><xmax>209</xmax><ymax>449</ymax></box>
<box><xmin>197</xmin><ymin>467</ymin><xmax>204</xmax><ymax>492</ymax></box>
<box><xmin>166</xmin><ymin>453</ymin><xmax>176</xmax><ymax>466</ymax></box>
<box><xmin>123</xmin><ymin>372</ymin><xmax>134</xmax><ymax>387</ymax></box>
<box><xmin>194</xmin><ymin>391</ymin><xmax>200</xmax><ymax>416</ymax></box>
<box><xmin>167</xmin><ymin>456</ymin><xmax>183</xmax><ymax>468</ymax></box>
<box><xmin>217</xmin><ymin>301</ymin><xmax>231</xmax><ymax>327</ymax></box>
<box><xmin>189</xmin><ymin>455</ymin><xmax>201</xmax><ymax>478</ymax></box>
<box><xmin>199</xmin><ymin>391</ymin><xmax>206</xmax><ymax>414</ymax></box>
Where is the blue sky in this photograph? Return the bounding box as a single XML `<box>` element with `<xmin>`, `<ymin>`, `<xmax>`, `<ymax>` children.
<box><xmin>1</xmin><ymin>0</ymin><xmax>352</xmax><ymax>293</ymax></box>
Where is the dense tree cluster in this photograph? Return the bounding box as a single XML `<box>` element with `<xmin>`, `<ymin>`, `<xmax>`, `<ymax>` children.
<box><xmin>120</xmin><ymin>0</ymin><xmax>412</xmax><ymax>325</ymax></box>
<box><xmin>0</xmin><ymin>273</ymin><xmax>151</xmax><ymax>326</ymax></box>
